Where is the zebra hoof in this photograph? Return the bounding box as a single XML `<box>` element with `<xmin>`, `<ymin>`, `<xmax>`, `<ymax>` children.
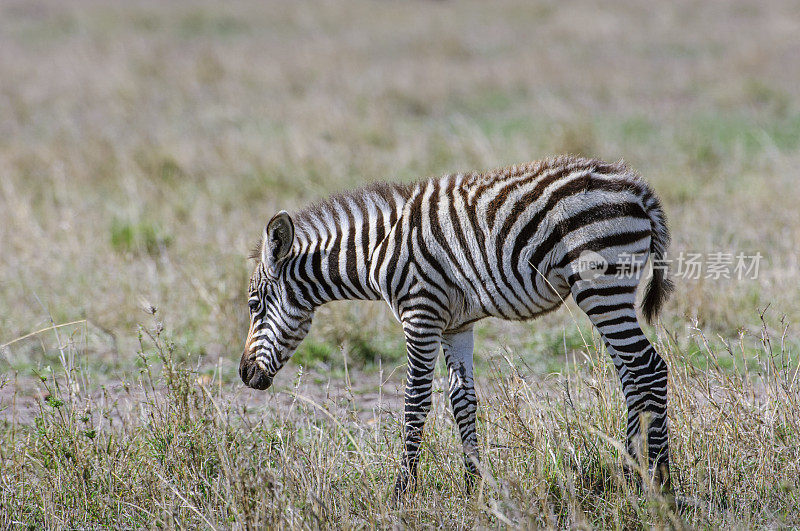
<box><xmin>653</xmin><ymin>462</ymin><xmax>672</xmax><ymax>493</ymax></box>
<box><xmin>622</xmin><ymin>461</ymin><xmax>673</xmax><ymax>498</ymax></box>
<box><xmin>392</xmin><ymin>470</ymin><xmax>415</xmax><ymax>504</ymax></box>
<box><xmin>464</xmin><ymin>470</ymin><xmax>481</xmax><ymax>494</ymax></box>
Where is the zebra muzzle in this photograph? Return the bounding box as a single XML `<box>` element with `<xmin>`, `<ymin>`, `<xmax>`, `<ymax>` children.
<box><xmin>239</xmin><ymin>353</ymin><xmax>273</xmax><ymax>390</ymax></box>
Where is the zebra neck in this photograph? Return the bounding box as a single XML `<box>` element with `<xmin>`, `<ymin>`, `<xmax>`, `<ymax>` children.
<box><xmin>292</xmin><ymin>217</ymin><xmax>388</xmax><ymax>305</ymax></box>
<box><xmin>290</xmin><ymin>181</ymin><xmax>416</xmax><ymax>307</ymax></box>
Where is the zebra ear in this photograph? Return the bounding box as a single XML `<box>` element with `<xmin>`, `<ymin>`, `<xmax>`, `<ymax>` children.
<box><xmin>262</xmin><ymin>210</ymin><xmax>294</xmax><ymax>270</ymax></box>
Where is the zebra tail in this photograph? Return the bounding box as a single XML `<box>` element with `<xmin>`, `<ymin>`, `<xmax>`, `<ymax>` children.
<box><xmin>641</xmin><ymin>196</ymin><xmax>674</xmax><ymax>325</ymax></box>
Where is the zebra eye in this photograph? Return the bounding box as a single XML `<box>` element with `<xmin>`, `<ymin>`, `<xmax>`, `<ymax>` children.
<box><xmin>248</xmin><ymin>298</ymin><xmax>259</xmax><ymax>312</ymax></box>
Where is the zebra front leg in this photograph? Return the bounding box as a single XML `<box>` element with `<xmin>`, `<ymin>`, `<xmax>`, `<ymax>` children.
<box><xmin>442</xmin><ymin>328</ymin><xmax>480</xmax><ymax>493</ymax></box>
<box><xmin>394</xmin><ymin>324</ymin><xmax>442</xmax><ymax>500</ymax></box>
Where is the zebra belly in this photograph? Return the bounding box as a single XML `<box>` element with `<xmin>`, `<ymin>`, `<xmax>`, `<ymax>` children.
<box><xmin>453</xmin><ymin>258</ymin><xmax>570</xmax><ymax>324</ymax></box>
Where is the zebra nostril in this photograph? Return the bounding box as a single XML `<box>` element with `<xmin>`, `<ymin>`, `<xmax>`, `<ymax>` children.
<box><xmin>239</xmin><ymin>357</ymin><xmax>248</xmax><ymax>381</ymax></box>
<box><xmin>240</xmin><ymin>352</ymin><xmax>255</xmax><ymax>382</ymax></box>
<box><xmin>248</xmin><ymin>369</ymin><xmax>272</xmax><ymax>390</ymax></box>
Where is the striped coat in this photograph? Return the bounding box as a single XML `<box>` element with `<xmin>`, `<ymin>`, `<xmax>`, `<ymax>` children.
<box><xmin>240</xmin><ymin>156</ymin><xmax>673</xmax><ymax>496</ymax></box>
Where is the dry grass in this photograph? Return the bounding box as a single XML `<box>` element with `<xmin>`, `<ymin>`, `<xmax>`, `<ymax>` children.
<box><xmin>1</xmin><ymin>312</ymin><xmax>798</xmax><ymax>527</ymax></box>
<box><xmin>1</xmin><ymin>0</ymin><xmax>799</xmax><ymax>527</ymax></box>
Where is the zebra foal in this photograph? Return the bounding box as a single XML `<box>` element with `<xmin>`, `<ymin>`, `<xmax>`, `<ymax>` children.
<box><xmin>239</xmin><ymin>156</ymin><xmax>674</xmax><ymax>497</ymax></box>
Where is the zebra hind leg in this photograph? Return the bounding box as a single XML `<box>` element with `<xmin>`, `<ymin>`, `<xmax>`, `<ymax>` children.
<box><xmin>569</xmin><ymin>276</ymin><xmax>671</xmax><ymax>492</ymax></box>
<box><xmin>442</xmin><ymin>328</ymin><xmax>480</xmax><ymax>493</ymax></box>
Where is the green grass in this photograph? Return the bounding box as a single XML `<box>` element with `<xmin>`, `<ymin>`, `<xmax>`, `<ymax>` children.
<box><xmin>110</xmin><ymin>218</ymin><xmax>173</xmax><ymax>257</ymax></box>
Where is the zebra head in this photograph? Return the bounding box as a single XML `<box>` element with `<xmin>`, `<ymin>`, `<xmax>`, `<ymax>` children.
<box><xmin>240</xmin><ymin>211</ymin><xmax>314</xmax><ymax>390</ymax></box>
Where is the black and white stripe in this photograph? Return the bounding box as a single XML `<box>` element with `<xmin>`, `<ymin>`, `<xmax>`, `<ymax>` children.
<box><xmin>240</xmin><ymin>156</ymin><xmax>674</xmax><ymax>496</ymax></box>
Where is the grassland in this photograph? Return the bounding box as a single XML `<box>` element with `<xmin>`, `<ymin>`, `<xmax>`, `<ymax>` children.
<box><xmin>1</xmin><ymin>0</ymin><xmax>799</xmax><ymax>528</ymax></box>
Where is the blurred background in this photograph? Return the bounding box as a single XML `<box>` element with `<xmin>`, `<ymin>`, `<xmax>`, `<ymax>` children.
<box><xmin>2</xmin><ymin>0</ymin><xmax>799</xmax><ymax>390</ymax></box>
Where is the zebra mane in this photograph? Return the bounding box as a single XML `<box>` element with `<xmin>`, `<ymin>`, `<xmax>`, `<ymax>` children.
<box><xmin>292</xmin><ymin>180</ymin><xmax>417</xmax><ymax>231</ymax></box>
